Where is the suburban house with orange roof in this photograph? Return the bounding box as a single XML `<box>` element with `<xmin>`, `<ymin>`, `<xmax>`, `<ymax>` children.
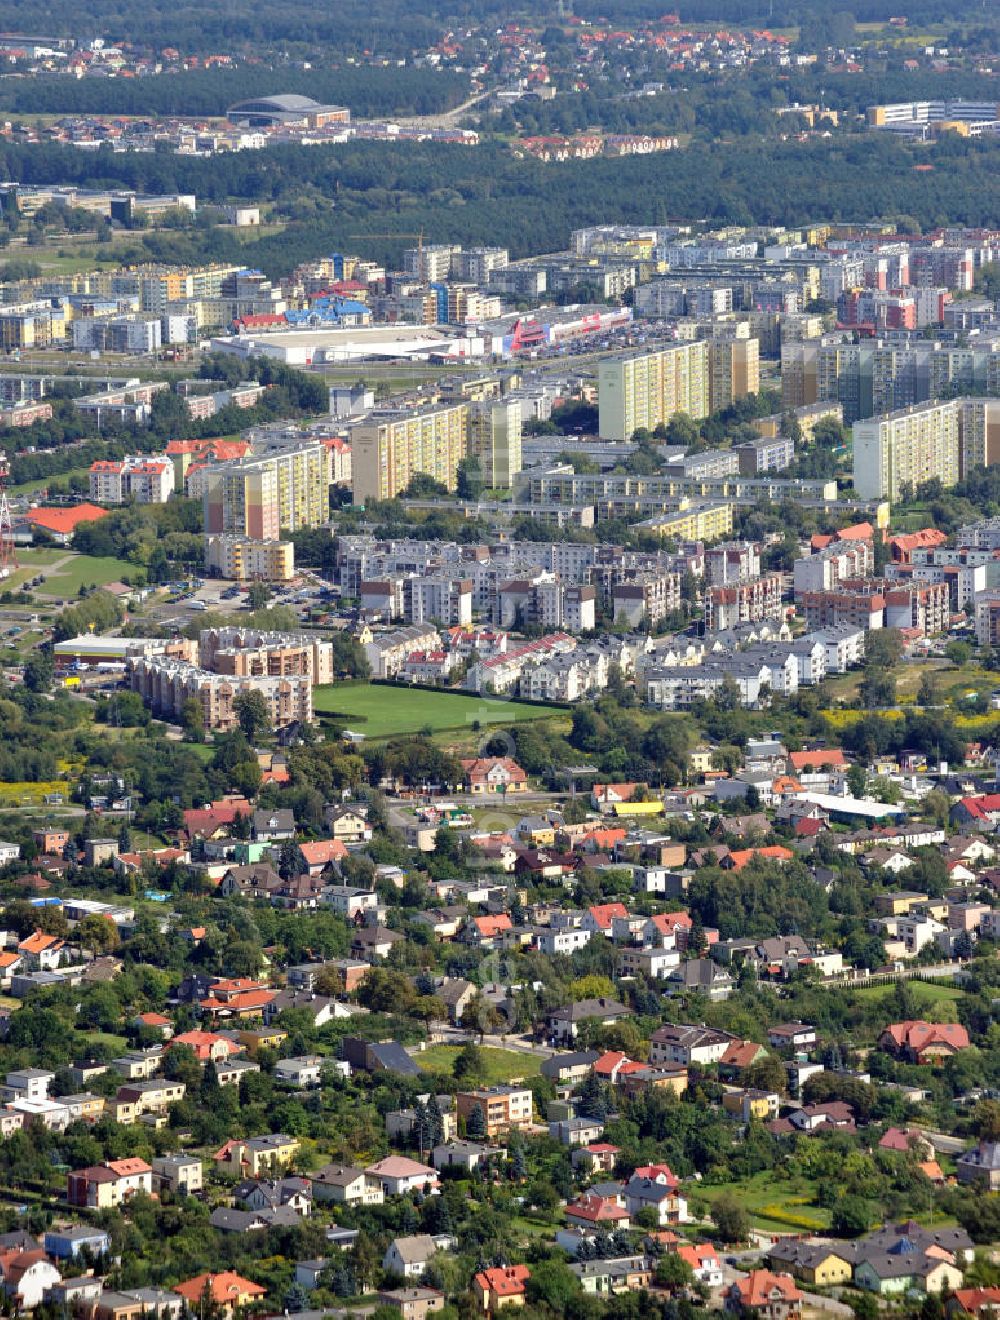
<box><xmin>17</xmin><ymin>931</ymin><xmax>65</xmax><ymax>971</ymax></box>
<box><xmin>298</xmin><ymin>839</ymin><xmax>348</xmax><ymax>876</ymax></box>
<box><xmin>173</xmin><ymin>1272</ymin><xmax>266</xmax><ymax>1316</ymax></box>
<box><xmin>564</xmin><ymin>1192</ymin><xmax>631</xmax><ymax>1230</ymax></box>
<box><xmin>67</xmin><ymin>1158</ymin><xmax>152</xmax><ymax>1208</ymax></box>
<box><xmin>591</xmin><ymin>783</ymin><xmax>647</xmax><ymax>810</ymax></box>
<box><xmin>726</xmin><ymin>1271</ymin><xmax>802</xmax><ymax>1320</ymax></box>
<box><xmin>0</xmin><ymin>1248</ymin><xmax>61</xmax><ymax>1309</ymax></box>
<box><xmin>459</xmin><ymin>757</ymin><xmax>528</xmax><ymax>795</ymax></box>
<box><xmin>880</xmin><ymin>1020</ymin><xmax>971</xmax><ymax>1064</ymax></box>
<box><xmin>463</xmin><ymin>913</ymin><xmax>513</xmax><ymax>950</ymax></box>
<box><xmin>724</xmin><ymin>846</ymin><xmax>794</xmax><ymax>872</ymax></box>
<box><xmin>474</xmin><ymin>1265</ymin><xmax>530</xmax><ymax>1312</ymax></box>
<box><xmin>169</xmin><ymin>1030</ymin><xmax>241</xmax><ymax>1063</ymax></box>
<box><xmin>676</xmin><ymin>1243</ymin><xmax>724</xmax><ymax>1288</ymax></box>
<box><xmin>584</xmin><ymin>902</ymin><xmax>629</xmax><ymax>936</ymax></box>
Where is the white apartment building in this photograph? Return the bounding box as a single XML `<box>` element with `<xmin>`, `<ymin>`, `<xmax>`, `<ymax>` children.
<box><xmin>853</xmin><ymin>399</ymin><xmax>962</xmax><ymax>501</ymax></box>
<box><xmin>90</xmin><ymin>455</ymin><xmax>175</xmax><ymax>505</ymax></box>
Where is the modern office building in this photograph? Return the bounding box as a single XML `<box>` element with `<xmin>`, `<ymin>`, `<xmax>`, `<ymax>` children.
<box><xmin>598</xmin><ymin>342</ymin><xmax>711</xmax><ymax>441</ymax></box>
<box><xmin>351</xmin><ymin>403</ymin><xmax>470</xmax><ymax>503</ymax></box>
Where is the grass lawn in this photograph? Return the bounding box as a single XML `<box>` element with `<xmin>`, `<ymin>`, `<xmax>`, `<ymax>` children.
<box><xmin>11</xmin><ymin>467</ymin><xmax>91</xmax><ymax>496</ymax></box>
<box><xmin>691</xmin><ymin>1172</ymin><xmax>831</xmax><ymax>1234</ymax></box>
<box><xmin>6</xmin><ymin>549</ymin><xmax>136</xmax><ymax>597</ymax></box>
<box><xmin>851</xmin><ymin>979</ymin><xmax>963</xmax><ymax>1006</ymax></box>
<box><xmin>313</xmin><ymin>682</ymin><xmax>558</xmax><ymax>738</ymax></box>
<box><xmin>416</xmin><ymin>1045</ymin><xmax>542</xmax><ymax>1084</ymax></box>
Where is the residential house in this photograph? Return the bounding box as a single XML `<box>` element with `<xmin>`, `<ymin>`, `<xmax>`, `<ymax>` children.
<box><xmin>213</xmin><ymin>1135</ymin><xmax>298</xmax><ymax>1177</ymax></box>
<box><xmin>383</xmin><ymin>1236</ymin><xmax>438</xmax><ymax>1280</ymax></box>
<box><xmin>474</xmin><ymin>1266</ymin><xmax>530</xmax><ymax>1312</ymax></box>
<box><xmin>548</xmin><ymin>998</ymin><xmax>631</xmax><ymax>1044</ymax></box>
<box><xmin>377</xmin><ymin>1287</ymin><xmax>445</xmax><ymax>1320</ymax></box>
<box><xmin>768</xmin><ymin>1242</ymin><xmax>854</xmax><ymax>1288</ymax></box>
<box><xmin>957</xmin><ymin>1141</ymin><xmax>1000</xmax><ymax>1190</ymax></box>
<box><xmin>880</xmin><ymin>1020</ymin><xmax>971</xmax><ymax>1064</ymax></box>
<box><xmin>67</xmin><ymin>1159</ymin><xmax>153</xmax><ymax>1208</ymax></box>
<box><xmin>726</xmin><ymin>1271</ymin><xmax>802</xmax><ymax>1320</ymax></box>
<box><xmin>172</xmin><ymin>1272</ymin><xmax>266</xmax><ymax>1317</ymax></box>
<box><xmin>366</xmin><ymin>1156</ymin><xmax>439</xmax><ymax>1197</ymax></box>
<box><xmin>456</xmin><ymin>1086</ymin><xmax>533</xmax><ymax>1139</ymax></box>
<box><xmin>309</xmin><ymin>1164</ymin><xmax>384</xmax><ymax>1206</ymax></box>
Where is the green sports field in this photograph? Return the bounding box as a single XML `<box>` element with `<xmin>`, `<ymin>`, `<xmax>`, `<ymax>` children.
<box><xmin>4</xmin><ymin>549</ymin><xmax>135</xmax><ymax>597</ymax></box>
<box><xmin>313</xmin><ymin>682</ymin><xmax>557</xmax><ymax>738</ymax></box>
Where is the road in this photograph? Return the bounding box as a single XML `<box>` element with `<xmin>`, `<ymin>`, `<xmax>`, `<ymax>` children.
<box><xmin>393</xmin><ymin>86</ymin><xmax>494</xmax><ymax>129</ymax></box>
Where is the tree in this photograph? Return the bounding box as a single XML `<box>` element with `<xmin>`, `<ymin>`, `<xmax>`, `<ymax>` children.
<box><xmin>846</xmin><ymin>763</ymin><xmax>867</xmax><ymax>798</ymax></box>
<box><xmin>465</xmin><ymin>1102</ymin><xmax>487</xmax><ymax>1141</ymax></box>
<box><xmin>712</xmin><ymin>1194</ymin><xmax>750</xmax><ymax>1243</ymax></box>
<box><xmin>655</xmin><ymin>1253</ymin><xmax>695</xmax><ymax>1292</ymax></box>
<box><xmin>742</xmin><ymin>1053</ymin><xmax>787</xmax><ymax>1096</ymax></box>
<box><xmin>77</xmin><ymin>913</ymin><xmax>122</xmax><ymax>954</ymax></box>
<box><xmin>233</xmin><ymin>689</ymin><xmax>271</xmax><ymax>742</ymax></box>
<box><xmin>526</xmin><ymin>1259</ymin><xmax>580</xmax><ymax>1311</ymax></box>
<box><xmin>247</xmin><ymin>582</ymin><xmax>272</xmax><ymax>611</ymax></box>
<box><xmin>23</xmin><ymin>650</ymin><xmax>54</xmax><ymax>693</ymax></box>
<box><xmin>831</xmin><ymin>1195</ymin><xmax>874</xmax><ymax>1239</ymax></box>
<box><xmin>453</xmin><ymin>1042</ymin><xmax>485</xmax><ymax>1083</ymax></box>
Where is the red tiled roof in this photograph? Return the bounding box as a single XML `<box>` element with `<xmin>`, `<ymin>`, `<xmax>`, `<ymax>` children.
<box><xmin>27</xmin><ymin>503</ymin><xmax>109</xmax><ymax>534</ymax></box>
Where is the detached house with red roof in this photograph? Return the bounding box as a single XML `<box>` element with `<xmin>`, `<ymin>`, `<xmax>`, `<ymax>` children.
<box><xmin>459</xmin><ymin>757</ymin><xmax>528</xmax><ymax>795</ymax></box>
<box><xmin>173</xmin><ymin>1272</ymin><xmax>266</xmax><ymax>1317</ymax></box>
<box><xmin>474</xmin><ymin>1265</ymin><xmax>530</xmax><ymax>1312</ymax></box>
<box><xmin>565</xmin><ymin>1192</ymin><xmax>631</xmax><ymax>1230</ymax></box>
<box><xmin>67</xmin><ymin>1158</ymin><xmax>152</xmax><ymax>1208</ymax></box>
<box><xmin>23</xmin><ymin>503</ymin><xmax>109</xmax><ymax>544</ymax></box>
<box><xmin>951</xmin><ymin>795</ymin><xmax>1000</xmax><ymax>831</ymax></box>
<box><xmin>880</xmin><ymin>1020</ymin><xmax>971</xmax><ymax>1064</ymax></box>
<box><xmin>726</xmin><ymin>1271</ymin><xmax>802</xmax><ymax>1320</ymax></box>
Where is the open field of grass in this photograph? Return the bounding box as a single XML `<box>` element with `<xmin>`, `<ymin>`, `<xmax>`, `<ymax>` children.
<box><xmin>11</xmin><ymin>467</ymin><xmax>91</xmax><ymax>496</ymax></box>
<box><xmin>5</xmin><ymin>549</ymin><xmax>135</xmax><ymax>597</ymax></box>
<box><xmin>851</xmin><ymin>979</ymin><xmax>963</xmax><ymax>1006</ymax></box>
<box><xmin>313</xmin><ymin>682</ymin><xmax>558</xmax><ymax>739</ymax></box>
<box><xmin>416</xmin><ymin>1045</ymin><xmax>542</xmax><ymax>1084</ymax></box>
<box><xmin>690</xmin><ymin>1172</ymin><xmax>831</xmax><ymax>1234</ymax></box>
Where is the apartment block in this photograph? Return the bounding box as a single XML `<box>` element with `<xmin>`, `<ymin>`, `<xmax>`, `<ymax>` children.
<box><xmin>798</xmin><ymin>582</ymin><xmax>886</xmax><ymax>631</ymax></box>
<box><xmin>783</xmin><ymin>339</ymin><xmax>1000</xmax><ymax>424</ymax></box>
<box><xmin>611</xmin><ymin>573</ymin><xmax>681</xmax><ymax>627</ymax></box>
<box><xmin>640</xmin><ymin>500</ymin><xmax>734</xmax><ymax>543</ymax></box>
<box><xmin>469</xmin><ymin>399</ymin><xmax>523</xmax><ymax>489</ymax></box>
<box><xmin>204</xmin><ymin>535</ymin><xmax>295</xmax><ymax>582</ymax></box>
<box><xmin>455</xmin><ymin>1086</ymin><xmax>533</xmax><ymax>1138</ymax></box>
<box><xmin>736</xmin><ymin>434</ymin><xmax>794</xmax><ymax>476</ymax></box>
<box><xmin>884</xmin><ymin>581</ymin><xmax>950</xmax><ymax>637</ymax></box>
<box><xmin>793</xmin><ymin>540</ymin><xmax>873</xmax><ymax>595</ymax></box>
<box><xmin>705</xmin><ymin>541</ymin><xmax>760</xmax><ymax>586</ymax></box>
<box><xmin>90</xmin><ymin>455</ymin><xmax>175</xmax><ymax>505</ymax></box>
<box><xmin>598</xmin><ymin>342</ymin><xmax>710</xmax><ymax>441</ymax></box>
<box><xmin>707</xmin><ymin>573</ymin><xmax>784</xmax><ymax>631</ymax></box>
<box><xmin>709</xmin><ymin>337</ymin><xmax>760</xmax><ymax>413</ymax></box>
<box><xmin>853</xmin><ymin>400</ymin><xmax>961</xmax><ymax>501</ymax></box>
<box><xmin>405</xmin><ymin>576</ymin><xmax>473</xmax><ymax>627</ymax></box>
<box><xmin>131</xmin><ymin>658</ymin><xmax>312</xmax><ymax>732</ymax></box>
<box><xmin>351</xmin><ymin>403</ymin><xmax>470</xmax><ymax>503</ymax></box>
<box><xmin>202</xmin><ymin>444</ymin><xmax>326</xmax><ymax>539</ymax></box>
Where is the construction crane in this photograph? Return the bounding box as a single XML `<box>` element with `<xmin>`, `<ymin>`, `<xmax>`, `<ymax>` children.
<box><xmin>349</xmin><ymin>231</ymin><xmax>426</xmax><ymax>272</ymax></box>
<box><xmin>0</xmin><ymin>454</ymin><xmax>16</xmax><ymax>580</ymax></box>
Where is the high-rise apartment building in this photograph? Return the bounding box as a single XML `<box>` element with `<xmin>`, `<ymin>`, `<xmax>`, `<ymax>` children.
<box><xmin>853</xmin><ymin>400</ymin><xmax>962</xmax><ymax>501</ymax></box>
<box><xmin>469</xmin><ymin>399</ymin><xmax>523</xmax><ymax>489</ymax></box>
<box><xmin>709</xmin><ymin>338</ymin><xmax>760</xmax><ymax>412</ymax></box>
<box><xmin>351</xmin><ymin>403</ymin><xmax>470</xmax><ymax>503</ymax></box>
<box><xmin>202</xmin><ymin>444</ymin><xmax>326</xmax><ymax>539</ymax></box>
<box><xmin>598</xmin><ymin>342</ymin><xmax>711</xmax><ymax>441</ymax></box>
<box><xmin>783</xmin><ymin>339</ymin><xmax>1000</xmax><ymax>423</ymax></box>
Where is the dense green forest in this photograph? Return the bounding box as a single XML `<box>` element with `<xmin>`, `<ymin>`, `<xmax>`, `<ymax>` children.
<box><xmin>0</xmin><ymin>66</ymin><xmax>469</xmax><ymax>119</ymax></box>
<box><xmin>0</xmin><ymin>0</ymin><xmax>992</xmax><ymax>56</ymax></box>
<box><xmin>1</xmin><ymin>132</ymin><xmax>997</xmax><ymax>277</ymax></box>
